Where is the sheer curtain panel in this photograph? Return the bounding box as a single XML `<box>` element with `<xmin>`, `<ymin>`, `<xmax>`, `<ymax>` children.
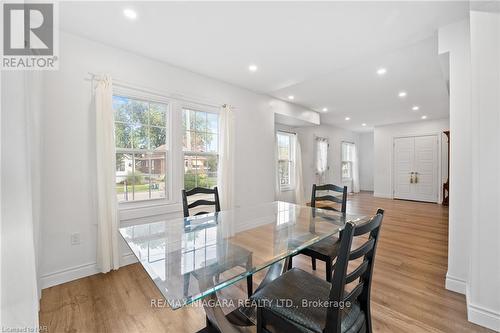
<box><xmin>95</xmin><ymin>75</ymin><xmax>120</xmax><ymax>273</ymax></box>
<box><xmin>218</xmin><ymin>104</ymin><xmax>235</xmax><ymax>210</ymax></box>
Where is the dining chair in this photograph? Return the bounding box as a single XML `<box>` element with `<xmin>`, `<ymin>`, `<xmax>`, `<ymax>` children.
<box><xmin>181</xmin><ymin>186</ymin><xmax>253</xmax><ymax>297</ymax></box>
<box><xmin>251</xmin><ymin>209</ymin><xmax>384</xmax><ymax>333</ymax></box>
<box><xmin>182</xmin><ymin>186</ymin><xmax>221</xmax><ymax>217</ymax></box>
<box><xmin>288</xmin><ymin>184</ymin><xmax>348</xmax><ymax>282</ymax></box>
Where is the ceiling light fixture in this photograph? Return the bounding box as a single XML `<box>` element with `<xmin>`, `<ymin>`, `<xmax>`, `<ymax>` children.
<box><xmin>398</xmin><ymin>91</ymin><xmax>407</xmax><ymax>98</ymax></box>
<box><xmin>376</xmin><ymin>68</ymin><xmax>387</xmax><ymax>75</ymax></box>
<box><xmin>123</xmin><ymin>8</ymin><xmax>137</xmax><ymax>20</ymax></box>
<box><xmin>421</xmin><ymin>115</ymin><xmax>427</xmax><ymax>120</ymax></box>
<box><xmin>288</xmin><ymin>95</ymin><xmax>294</xmax><ymax>100</ymax></box>
<box><xmin>248</xmin><ymin>64</ymin><xmax>258</xmax><ymax>72</ymax></box>
<box><xmin>362</xmin><ymin>123</ymin><xmax>367</xmax><ymax>127</ymax></box>
<box><xmin>345</xmin><ymin>117</ymin><xmax>351</xmax><ymax>121</ymax></box>
<box><xmin>412</xmin><ymin>106</ymin><xmax>420</xmax><ymax>111</ymax></box>
<box><xmin>322</xmin><ymin>107</ymin><xmax>328</xmax><ymax>112</ymax></box>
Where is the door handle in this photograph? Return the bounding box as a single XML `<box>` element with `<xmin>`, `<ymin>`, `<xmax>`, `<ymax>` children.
<box><xmin>410</xmin><ymin>172</ymin><xmax>415</xmax><ymax>183</ymax></box>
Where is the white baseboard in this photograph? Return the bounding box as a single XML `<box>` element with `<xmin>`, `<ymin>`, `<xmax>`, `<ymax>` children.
<box><xmin>121</xmin><ymin>252</ymin><xmax>138</xmax><ymax>266</ymax></box>
<box><xmin>41</xmin><ymin>262</ymin><xmax>100</xmax><ymax>289</ymax></box>
<box><xmin>41</xmin><ymin>253</ymin><xmax>138</xmax><ymax>289</ymax></box>
<box><xmin>445</xmin><ymin>273</ymin><xmax>467</xmax><ymax>294</ymax></box>
<box><xmin>373</xmin><ymin>192</ymin><xmax>393</xmax><ymax>199</ymax></box>
<box><xmin>468</xmin><ymin>302</ymin><xmax>500</xmax><ymax>332</ymax></box>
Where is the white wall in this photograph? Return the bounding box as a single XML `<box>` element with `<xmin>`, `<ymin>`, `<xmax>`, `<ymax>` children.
<box><xmin>39</xmin><ymin>32</ymin><xmax>316</xmax><ymax>288</ymax></box>
<box><xmin>373</xmin><ymin>118</ymin><xmax>449</xmax><ymax>199</ymax></box>
<box><xmin>358</xmin><ymin>132</ymin><xmax>374</xmax><ymax>191</ymax></box>
<box><xmin>1</xmin><ymin>72</ymin><xmax>40</xmax><ymax>329</ymax></box>
<box><xmin>438</xmin><ymin>19</ymin><xmax>473</xmax><ymax>296</ymax></box>
<box><xmin>468</xmin><ymin>10</ymin><xmax>500</xmax><ymax>331</ymax></box>
<box><xmin>295</xmin><ymin>124</ymin><xmax>359</xmax><ymax>199</ymax></box>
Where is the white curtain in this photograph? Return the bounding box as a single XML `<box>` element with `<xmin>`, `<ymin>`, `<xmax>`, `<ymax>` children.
<box><xmin>218</xmin><ymin>104</ymin><xmax>235</xmax><ymax>210</ymax></box>
<box><xmin>95</xmin><ymin>75</ymin><xmax>120</xmax><ymax>273</ymax></box>
<box><xmin>294</xmin><ymin>136</ymin><xmax>305</xmax><ymax>205</ymax></box>
<box><xmin>352</xmin><ymin>144</ymin><xmax>360</xmax><ymax>193</ymax></box>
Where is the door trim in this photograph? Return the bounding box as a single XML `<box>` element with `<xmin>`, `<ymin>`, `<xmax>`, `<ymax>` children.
<box><xmin>392</xmin><ymin>133</ymin><xmax>442</xmax><ymax>204</ymax></box>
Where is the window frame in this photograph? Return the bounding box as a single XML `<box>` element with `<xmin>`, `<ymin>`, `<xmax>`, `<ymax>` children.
<box><xmin>341</xmin><ymin>141</ymin><xmax>355</xmax><ymax>181</ymax></box>
<box><xmin>181</xmin><ymin>105</ymin><xmax>220</xmax><ymax>192</ymax></box>
<box><xmin>276</xmin><ymin>131</ymin><xmax>296</xmax><ymax>192</ymax></box>
<box><xmin>113</xmin><ymin>87</ymin><xmax>173</xmax><ymax>207</ymax></box>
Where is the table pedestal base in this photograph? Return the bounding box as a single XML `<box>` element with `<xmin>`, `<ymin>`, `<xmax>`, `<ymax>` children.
<box><xmin>198</xmin><ymin>257</ymin><xmax>290</xmax><ymax>333</ymax></box>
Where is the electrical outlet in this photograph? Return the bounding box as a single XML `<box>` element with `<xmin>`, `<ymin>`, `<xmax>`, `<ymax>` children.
<box><xmin>70</xmin><ymin>233</ymin><xmax>81</xmax><ymax>245</ymax></box>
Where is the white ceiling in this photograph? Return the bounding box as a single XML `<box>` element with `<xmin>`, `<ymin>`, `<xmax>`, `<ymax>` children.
<box><xmin>60</xmin><ymin>1</ymin><xmax>468</xmax><ymax>131</ymax></box>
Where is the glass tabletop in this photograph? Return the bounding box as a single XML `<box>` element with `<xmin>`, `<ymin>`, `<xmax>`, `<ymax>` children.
<box><xmin>119</xmin><ymin>201</ymin><xmax>366</xmax><ymax>309</ymax></box>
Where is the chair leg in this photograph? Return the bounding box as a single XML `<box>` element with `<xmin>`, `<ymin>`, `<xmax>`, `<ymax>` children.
<box><xmin>365</xmin><ymin>302</ymin><xmax>372</xmax><ymax>333</ymax></box>
<box><xmin>311</xmin><ymin>257</ymin><xmax>317</xmax><ymax>270</ymax></box>
<box><xmin>287</xmin><ymin>256</ymin><xmax>293</xmax><ymax>270</ymax></box>
<box><xmin>247</xmin><ymin>275</ymin><xmax>253</xmax><ymax>297</ymax></box>
<box><xmin>256</xmin><ymin>307</ymin><xmax>264</xmax><ymax>333</ymax></box>
<box><xmin>326</xmin><ymin>260</ymin><xmax>332</xmax><ymax>282</ymax></box>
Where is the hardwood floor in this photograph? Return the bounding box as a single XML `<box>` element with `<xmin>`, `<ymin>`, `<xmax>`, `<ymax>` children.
<box><xmin>39</xmin><ymin>192</ymin><xmax>492</xmax><ymax>333</ymax></box>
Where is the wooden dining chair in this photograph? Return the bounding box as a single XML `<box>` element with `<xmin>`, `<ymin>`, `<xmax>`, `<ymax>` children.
<box><xmin>288</xmin><ymin>184</ymin><xmax>348</xmax><ymax>282</ymax></box>
<box><xmin>181</xmin><ymin>186</ymin><xmax>253</xmax><ymax>297</ymax></box>
<box><xmin>251</xmin><ymin>209</ymin><xmax>384</xmax><ymax>333</ymax></box>
<box><xmin>182</xmin><ymin>186</ymin><xmax>221</xmax><ymax>217</ymax></box>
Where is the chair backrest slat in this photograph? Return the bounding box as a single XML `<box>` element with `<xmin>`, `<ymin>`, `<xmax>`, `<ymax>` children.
<box><xmin>345</xmin><ymin>260</ymin><xmax>369</xmax><ymax>284</ymax></box>
<box><xmin>349</xmin><ymin>238</ymin><xmax>375</xmax><ymax>261</ymax></box>
<box><xmin>311</xmin><ymin>184</ymin><xmax>348</xmax><ymax>214</ymax></box>
<box><xmin>343</xmin><ymin>282</ymin><xmax>364</xmax><ymax>304</ymax></box>
<box><xmin>188</xmin><ymin>199</ymin><xmax>216</xmax><ymax>209</ymax></box>
<box><xmin>315</xmin><ymin>184</ymin><xmax>345</xmax><ymax>193</ymax></box>
<box><xmin>315</xmin><ymin>195</ymin><xmax>344</xmax><ymax>204</ymax></box>
<box><xmin>182</xmin><ymin>186</ymin><xmax>221</xmax><ymax>217</ymax></box>
<box><xmin>323</xmin><ymin>209</ymin><xmax>384</xmax><ymax>333</ymax></box>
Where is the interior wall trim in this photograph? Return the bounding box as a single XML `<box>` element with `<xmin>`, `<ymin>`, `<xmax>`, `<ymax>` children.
<box><xmin>445</xmin><ymin>273</ymin><xmax>467</xmax><ymax>294</ymax></box>
<box><xmin>40</xmin><ymin>253</ymin><xmax>138</xmax><ymax>289</ymax></box>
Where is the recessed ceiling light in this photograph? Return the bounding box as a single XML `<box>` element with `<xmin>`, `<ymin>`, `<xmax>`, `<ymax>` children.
<box><xmin>288</xmin><ymin>95</ymin><xmax>294</xmax><ymax>100</ymax></box>
<box><xmin>123</xmin><ymin>8</ymin><xmax>137</xmax><ymax>20</ymax></box>
<box><xmin>421</xmin><ymin>115</ymin><xmax>427</xmax><ymax>120</ymax></box>
<box><xmin>412</xmin><ymin>106</ymin><xmax>420</xmax><ymax>111</ymax></box>
<box><xmin>376</xmin><ymin>68</ymin><xmax>387</xmax><ymax>75</ymax></box>
<box><xmin>345</xmin><ymin>117</ymin><xmax>351</xmax><ymax>121</ymax></box>
<box><xmin>362</xmin><ymin>123</ymin><xmax>367</xmax><ymax>126</ymax></box>
<box><xmin>248</xmin><ymin>64</ymin><xmax>258</xmax><ymax>72</ymax></box>
<box><xmin>322</xmin><ymin>107</ymin><xmax>328</xmax><ymax>112</ymax></box>
<box><xmin>398</xmin><ymin>91</ymin><xmax>407</xmax><ymax>98</ymax></box>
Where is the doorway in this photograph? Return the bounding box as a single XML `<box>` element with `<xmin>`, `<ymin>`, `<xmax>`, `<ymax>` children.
<box><xmin>393</xmin><ymin>135</ymin><xmax>439</xmax><ymax>203</ymax></box>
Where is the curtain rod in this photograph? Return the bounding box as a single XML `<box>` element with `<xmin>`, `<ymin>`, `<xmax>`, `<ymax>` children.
<box><xmin>85</xmin><ymin>72</ymin><xmax>231</xmax><ymax>110</ymax></box>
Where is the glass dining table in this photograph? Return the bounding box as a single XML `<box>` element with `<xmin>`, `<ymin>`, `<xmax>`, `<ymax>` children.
<box><xmin>119</xmin><ymin>201</ymin><xmax>367</xmax><ymax>333</ymax></box>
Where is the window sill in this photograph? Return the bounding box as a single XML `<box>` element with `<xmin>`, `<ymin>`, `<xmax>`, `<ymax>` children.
<box><xmin>119</xmin><ymin>200</ymin><xmax>183</xmax><ymax>221</ymax></box>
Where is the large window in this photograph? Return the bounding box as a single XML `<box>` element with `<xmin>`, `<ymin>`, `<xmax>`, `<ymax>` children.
<box><xmin>113</xmin><ymin>95</ymin><xmax>169</xmax><ymax>202</ymax></box>
<box><xmin>277</xmin><ymin>131</ymin><xmax>295</xmax><ymax>190</ymax></box>
<box><xmin>183</xmin><ymin>109</ymin><xmax>219</xmax><ymax>191</ymax></box>
<box><xmin>341</xmin><ymin>142</ymin><xmax>355</xmax><ymax>180</ymax></box>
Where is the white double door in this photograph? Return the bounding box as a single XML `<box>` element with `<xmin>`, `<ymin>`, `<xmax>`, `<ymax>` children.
<box><xmin>394</xmin><ymin>135</ymin><xmax>439</xmax><ymax>203</ymax></box>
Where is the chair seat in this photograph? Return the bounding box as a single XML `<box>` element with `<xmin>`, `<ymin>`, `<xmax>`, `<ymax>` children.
<box><xmin>249</xmin><ymin>268</ymin><xmax>365</xmax><ymax>333</ymax></box>
<box><xmin>301</xmin><ymin>235</ymin><xmax>340</xmax><ymax>258</ymax></box>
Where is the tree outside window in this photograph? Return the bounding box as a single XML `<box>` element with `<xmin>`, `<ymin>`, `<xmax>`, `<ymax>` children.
<box><xmin>113</xmin><ymin>95</ymin><xmax>168</xmax><ymax>202</ymax></box>
<box><xmin>183</xmin><ymin>109</ymin><xmax>219</xmax><ymax>191</ymax></box>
